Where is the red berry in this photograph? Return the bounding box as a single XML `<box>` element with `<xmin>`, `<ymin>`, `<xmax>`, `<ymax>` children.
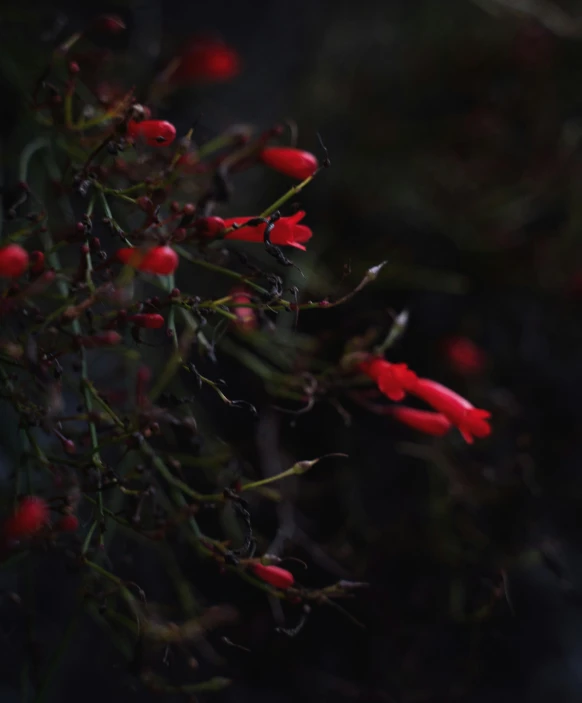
<box><xmin>260</xmin><ymin>147</ymin><xmax>319</xmax><ymax>180</ymax></box>
<box><xmin>0</xmin><ymin>244</ymin><xmax>29</xmax><ymax>278</ymax></box>
<box><xmin>54</xmin><ymin>514</ymin><xmax>79</xmax><ymax>532</ymax></box>
<box><xmin>68</xmin><ymin>61</ymin><xmax>80</xmax><ymax>74</ymax></box>
<box><xmin>4</xmin><ymin>497</ymin><xmax>50</xmax><ymax>538</ymax></box>
<box><xmin>252</xmin><ymin>563</ymin><xmax>294</xmax><ymax>589</ymax></box>
<box><xmin>182</xmin><ymin>203</ymin><xmax>195</xmax><ymax>216</ymax></box>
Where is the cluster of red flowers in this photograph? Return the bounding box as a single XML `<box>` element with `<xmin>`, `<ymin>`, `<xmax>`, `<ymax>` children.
<box><xmin>358</xmin><ymin>356</ymin><xmax>491</xmax><ymax>444</ymax></box>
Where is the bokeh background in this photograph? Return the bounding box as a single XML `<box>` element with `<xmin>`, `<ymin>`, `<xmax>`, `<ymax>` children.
<box><xmin>4</xmin><ymin>0</ymin><xmax>582</xmax><ymax>701</ymax></box>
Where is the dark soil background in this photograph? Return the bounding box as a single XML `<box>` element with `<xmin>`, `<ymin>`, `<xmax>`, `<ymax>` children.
<box><xmin>3</xmin><ymin>1</ymin><xmax>582</xmax><ymax>702</ymax></box>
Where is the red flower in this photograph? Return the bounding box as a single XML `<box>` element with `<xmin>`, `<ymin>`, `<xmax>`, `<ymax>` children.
<box><xmin>170</xmin><ymin>36</ymin><xmax>240</xmax><ymax>84</ymax></box>
<box><xmin>4</xmin><ymin>497</ymin><xmax>49</xmax><ymax>539</ymax></box>
<box><xmin>260</xmin><ymin>147</ymin><xmax>319</xmax><ymax>180</ymax></box>
<box><xmin>0</xmin><ymin>244</ymin><xmax>29</xmax><ymax>278</ymax></box>
<box><xmin>444</xmin><ymin>336</ymin><xmax>486</xmax><ymax>375</ymax></box>
<box><xmin>390</xmin><ymin>406</ymin><xmax>452</xmax><ymax>437</ymax></box>
<box><xmin>117</xmin><ymin>246</ymin><xmax>179</xmax><ymax>275</ymax></box>
<box><xmin>222</xmin><ymin>211</ymin><xmax>312</xmax><ymax>251</ymax></box>
<box><xmin>127</xmin><ymin>119</ymin><xmax>176</xmax><ymax>147</ymax></box>
<box><xmin>358</xmin><ymin>357</ymin><xmax>418</xmax><ymax>402</ymax></box>
<box><xmin>128</xmin><ymin>313</ymin><xmax>165</xmax><ymax>329</ymax></box>
<box><xmin>53</xmin><ymin>514</ymin><xmax>79</xmax><ymax>533</ymax></box>
<box><xmin>410</xmin><ymin>378</ymin><xmax>491</xmax><ymax>444</ymax></box>
<box><xmin>252</xmin><ymin>563</ymin><xmax>294</xmax><ymax>589</ymax></box>
<box><xmin>230</xmin><ymin>286</ymin><xmax>257</xmax><ymax>333</ymax></box>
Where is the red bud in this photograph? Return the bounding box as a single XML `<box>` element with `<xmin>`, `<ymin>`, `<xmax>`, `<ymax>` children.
<box><xmin>252</xmin><ymin>563</ymin><xmax>294</xmax><ymax>589</ymax></box>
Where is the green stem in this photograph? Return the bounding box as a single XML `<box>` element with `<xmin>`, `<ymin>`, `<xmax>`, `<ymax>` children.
<box><xmin>19</xmin><ymin>138</ymin><xmax>51</xmax><ymax>183</ymax></box>
<box><xmin>259</xmin><ymin>173</ymin><xmax>316</xmax><ymax>219</ymax></box>
<box><xmin>173</xmin><ymin>245</ymin><xmax>273</xmax><ymax>298</ymax></box>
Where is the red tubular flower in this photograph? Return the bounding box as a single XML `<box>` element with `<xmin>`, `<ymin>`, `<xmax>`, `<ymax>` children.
<box><xmin>260</xmin><ymin>147</ymin><xmax>319</xmax><ymax>180</ymax></box>
<box><xmin>390</xmin><ymin>406</ymin><xmax>452</xmax><ymax>437</ymax></box>
<box><xmin>222</xmin><ymin>211</ymin><xmax>312</xmax><ymax>251</ymax></box>
<box><xmin>128</xmin><ymin>313</ymin><xmax>165</xmax><ymax>329</ymax></box>
<box><xmin>0</xmin><ymin>244</ymin><xmax>29</xmax><ymax>278</ymax></box>
<box><xmin>252</xmin><ymin>563</ymin><xmax>294</xmax><ymax>589</ymax></box>
<box><xmin>410</xmin><ymin>378</ymin><xmax>491</xmax><ymax>444</ymax></box>
<box><xmin>117</xmin><ymin>246</ymin><xmax>179</xmax><ymax>275</ymax></box>
<box><xmin>444</xmin><ymin>336</ymin><xmax>486</xmax><ymax>375</ymax></box>
<box><xmin>53</xmin><ymin>514</ymin><xmax>79</xmax><ymax>533</ymax></box>
<box><xmin>169</xmin><ymin>36</ymin><xmax>240</xmax><ymax>84</ymax></box>
<box><xmin>230</xmin><ymin>286</ymin><xmax>257</xmax><ymax>333</ymax></box>
<box><xmin>127</xmin><ymin>119</ymin><xmax>176</xmax><ymax>147</ymax></box>
<box><xmin>358</xmin><ymin>356</ymin><xmax>418</xmax><ymax>402</ymax></box>
<box><xmin>4</xmin><ymin>497</ymin><xmax>49</xmax><ymax>538</ymax></box>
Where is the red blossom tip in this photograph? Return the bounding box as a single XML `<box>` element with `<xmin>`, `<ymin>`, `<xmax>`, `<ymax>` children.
<box><xmin>252</xmin><ymin>563</ymin><xmax>294</xmax><ymax>589</ymax></box>
<box><xmin>128</xmin><ymin>313</ymin><xmax>165</xmax><ymax>329</ymax></box>
<box><xmin>80</xmin><ymin>331</ymin><xmax>122</xmax><ymax>349</ymax></box>
<box><xmin>128</xmin><ymin>120</ymin><xmax>177</xmax><ymax>148</ymax></box>
<box><xmin>0</xmin><ymin>244</ymin><xmax>29</xmax><ymax>278</ymax></box>
<box><xmin>117</xmin><ymin>246</ymin><xmax>179</xmax><ymax>275</ymax></box>
<box><xmin>260</xmin><ymin>147</ymin><xmax>319</xmax><ymax>181</ymax></box>
<box><xmin>169</xmin><ymin>36</ymin><xmax>241</xmax><ymax>84</ymax></box>
<box><xmin>444</xmin><ymin>336</ymin><xmax>486</xmax><ymax>375</ymax></box>
<box><xmin>195</xmin><ymin>216</ymin><xmax>226</xmax><ymax>236</ymax></box>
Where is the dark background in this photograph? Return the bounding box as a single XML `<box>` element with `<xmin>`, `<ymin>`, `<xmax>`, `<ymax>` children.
<box><xmin>3</xmin><ymin>0</ymin><xmax>582</xmax><ymax>701</ymax></box>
